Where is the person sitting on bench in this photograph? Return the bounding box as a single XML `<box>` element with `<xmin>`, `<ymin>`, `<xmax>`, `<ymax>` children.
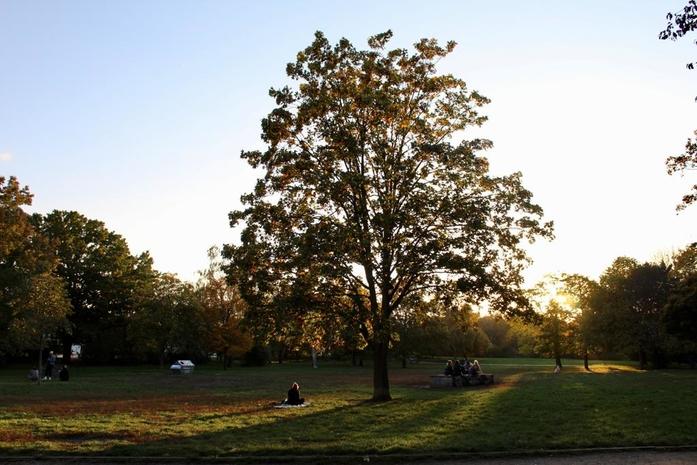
<box><xmin>452</xmin><ymin>359</ymin><xmax>464</xmax><ymax>386</ymax></box>
<box><xmin>469</xmin><ymin>359</ymin><xmax>481</xmax><ymax>376</ymax></box>
<box><xmin>444</xmin><ymin>360</ymin><xmax>454</xmax><ymax>376</ymax></box>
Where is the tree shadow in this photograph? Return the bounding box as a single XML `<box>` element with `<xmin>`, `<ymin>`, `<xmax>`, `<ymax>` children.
<box><xmin>100</xmin><ymin>388</ymin><xmax>483</xmax><ymax>457</ymax></box>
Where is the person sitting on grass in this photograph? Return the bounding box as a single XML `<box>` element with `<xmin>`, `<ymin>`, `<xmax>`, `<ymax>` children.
<box><xmin>444</xmin><ymin>360</ymin><xmax>454</xmax><ymax>377</ymax></box>
<box><xmin>286</xmin><ymin>382</ymin><xmax>305</xmax><ymax>405</ymax></box>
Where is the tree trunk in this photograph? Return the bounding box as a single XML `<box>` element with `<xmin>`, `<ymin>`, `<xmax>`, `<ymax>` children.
<box><xmin>38</xmin><ymin>336</ymin><xmax>44</xmax><ymax>384</ymax></box>
<box><xmin>278</xmin><ymin>344</ymin><xmax>285</xmax><ymax>364</ymax></box>
<box><xmin>583</xmin><ymin>350</ymin><xmax>590</xmax><ymax>371</ymax></box>
<box><xmin>352</xmin><ymin>350</ymin><xmax>357</xmax><ymax>367</ymax></box>
<box><xmin>639</xmin><ymin>348</ymin><xmax>647</xmax><ymax>370</ymax></box>
<box><xmin>62</xmin><ymin>339</ymin><xmax>72</xmax><ymax>366</ymax></box>
<box><xmin>311</xmin><ymin>348</ymin><xmax>318</xmax><ymax>368</ymax></box>
<box><xmin>372</xmin><ymin>341</ymin><xmax>391</xmax><ymax>401</ymax></box>
<box><xmin>401</xmin><ymin>355</ymin><xmax>407</xmax><ymax>368</ymax></box>
<box><xmin>555</xmin><ymin>356</ymin><xmax>562</xmax><ymax>368</ymax></box>
<box><xmin>222</xmin><ymin>353</ymin><xmax>227</xmax><ymax>370</ymax></box>
<box><xmin>652</xmin><ymin>348</ymin><xmax>664</xmax><ymax>369</ymax></box>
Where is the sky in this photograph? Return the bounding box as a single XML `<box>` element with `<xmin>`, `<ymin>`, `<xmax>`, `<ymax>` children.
<box><xmin>1</xmin><ymin>1</ymin><xmax>696</xmax><ymax>285</ymax></box>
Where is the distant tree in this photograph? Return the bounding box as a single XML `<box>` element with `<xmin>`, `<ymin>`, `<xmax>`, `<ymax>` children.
<box><xmin>536</xmin><ymin>300</ymin><xmax>574</xmax><ymax>368</ymax></box>
<box><xmin>0</xmin><ymin>177</ymin><xmax>71</xmax><ymax>360</ymax></box>
<box><xmin>225</xmin><ymin>31</ymin><xmax>552</xmax><ymax>401</ymax></box>
<box><xmin>589</xmin><ymin>258</ymin><xmax>673</xmax><ymax>369</ymax></box>
<box><xmin>9</xmin><ymin>273</ymin><xmax>71</xmax><ymax>374</ymax></box>
<box><xmin>128</xmin><ymin>273</ymin><xmax>206</xmax><ymax>366</ymax></box>
<box><xmin>34</xmin><ymin>210</ymin><xmax>155</xmax><ymax>362</ymax></box>
<box><xmin>660</xmin><ymin>1</ymin><xmax>697</xmax><ymax>210</ymax></box>
<box><xmin>560</xmin><ymin>273</ymin><xmax>599</xmax><ymax>370</ymax></box>
<box><xmin>506</xmin><ymin>318</ymin><xmax>540</xmax><ymax>357</ymax></box>
<box><xmin>198</xmin><ymin>246</ymin><xmax>252</xmax><ymax>368</ymax></box>
<box><xmin>667</xmin><ymin>271</ymin><xmax>697</xmax><ymax>327</ymax></box>
<box><xmin>670</xmin><ymin>243</ymin><xmax>697</xmax><ymax>279</ymax></box>
<box><xmin>477</xmin><ymin>316</ymin><xmax>515</xmax><ymax>357</ymax></box>
<box><xmin>663</xmin><ymin>246</ymin><xmax>697</xmax><ymax>367</ymax></box>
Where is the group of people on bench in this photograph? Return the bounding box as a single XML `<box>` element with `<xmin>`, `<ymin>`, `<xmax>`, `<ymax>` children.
<box><xmin>444</xmin><ymin>359</ymin><xmax>484</xmax><ymax>386</ymax></box>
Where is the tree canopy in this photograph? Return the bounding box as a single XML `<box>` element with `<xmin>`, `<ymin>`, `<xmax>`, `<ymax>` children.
<box><xmin>33</xmin><ymin>210</ymin><xmax>155</xmax><ymax>362</ymax></box>
<box><xmin>660</xmin><ymin>1</ymin><xmax>697</xmax><ymax>210</ymax></box>
<box><xmin>0</xmin><ymin>177</ymin><xmax>71</xmax><ymax>357</ymax></box>
<box><xmin>225</xmin><ymin>31</ymin><xmax>552</xmax><ymax>400</ymax></box>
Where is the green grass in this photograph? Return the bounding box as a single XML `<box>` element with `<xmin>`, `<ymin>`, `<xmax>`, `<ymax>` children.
<box><xmin>0</xmin><ymin>358</ymin><xmax>695</xmax><ymax>458</ymax></box>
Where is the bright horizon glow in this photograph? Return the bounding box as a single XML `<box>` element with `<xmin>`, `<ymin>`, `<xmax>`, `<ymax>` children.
<box><xmin>1</xmin><ymin>1</ymin><xmax>696</xmax><ymax>286</ymax></box>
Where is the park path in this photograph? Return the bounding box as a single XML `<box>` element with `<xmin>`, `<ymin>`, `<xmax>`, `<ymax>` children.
<box><xmin>7</xmin><ymin>450</ymin><xmax>697</xmax><ymax>465</ymax></box>
<box><xmin>416</xmin><ymin>450</ymin><xmax>697</xmax><ymax>465</ymax></box>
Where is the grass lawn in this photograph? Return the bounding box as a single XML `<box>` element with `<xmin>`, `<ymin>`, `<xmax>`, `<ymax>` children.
<box><xmin>0</xmin><ymin>358</ymin><xmax>696</xmax><ymax>458</ymax></box>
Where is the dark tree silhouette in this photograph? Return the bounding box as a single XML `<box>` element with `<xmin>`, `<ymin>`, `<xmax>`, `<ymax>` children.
<box><xmin>660</xmin><ymin>1</ymin><xmax>697</xmax><ymax>210</ymax></box>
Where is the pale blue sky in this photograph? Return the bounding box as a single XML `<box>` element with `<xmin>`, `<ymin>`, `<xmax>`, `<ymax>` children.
<box><xmin>1</xmin><ymin>1</ymin><xmax>696</xmax><ymax>283</ymax></box>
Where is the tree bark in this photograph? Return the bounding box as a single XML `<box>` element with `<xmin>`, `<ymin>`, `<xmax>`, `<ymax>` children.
<box><xmin>311</xmin><ymin>348</ymin><xmax>318</xmax><ymax>368</ymax></box>
<box><xmin>583</xmin><ymin>350</ymin><xmax>590</xmax><ymax>371</ymax></box>
<box><xmin>639</xmin><ymin>348</ymin><xmax>647</xmax><ymax>370</ymax></box>
<box><xmin>278</xmin><ymin>344</ymin><xmax>285</xmax><ymax>364</ymax></box>
<box><xmin>38</xmin><ymin>335</ymin><xmax>44</xmax><ymax>384</ymax></box>
<box><xmin>372</xmin><ymin>341</ymin><xmax>391</xmax><ymax>401</ymax></box>
<box><xmin>555</xmin><ymin>356</ymin><xmax>562</xmax><ymax>368</ymax></box>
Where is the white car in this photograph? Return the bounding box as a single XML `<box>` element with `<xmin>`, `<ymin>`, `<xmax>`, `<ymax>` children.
<box><xmin>169</xmin><ymin>360</ymin><xmax>195</xmax><ymax>374</ymax></box>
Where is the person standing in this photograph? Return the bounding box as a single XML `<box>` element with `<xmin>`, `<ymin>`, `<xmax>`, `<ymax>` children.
<box><xmin>44</xmin><ymin>351</ymin><xmax>57</xmax><ymax>380</ymax></box>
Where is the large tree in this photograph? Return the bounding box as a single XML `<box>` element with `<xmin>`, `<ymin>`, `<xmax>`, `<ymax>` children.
<box><xmin>0</xmin><ymin>177</ymin><xmax>71</xmax><ymax>359</ymax></box>
<box><xmin>34</xmin><ymin>210</ymin><xmax>154</xmax><ymax>362</ymax></box>
<box><xmin>225</xmin><ymin>31</ymin><xmax>552</xmax><ymax>400</ymax></box>
<box><xmin>587</xmin><ymin>258</ymin><xmax>673</xmax><ymax>369</ymax></box>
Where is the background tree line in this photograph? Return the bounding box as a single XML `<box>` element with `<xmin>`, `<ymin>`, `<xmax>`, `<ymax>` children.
<box><xmin>3</xmin><ymin>175</ymin><xmax>695</xmax><ymax>370</ymax></box>
<box><xmin>1</xmin><ymin>176</ymin><xmax>251</xmax><ymax>366</ymax></box>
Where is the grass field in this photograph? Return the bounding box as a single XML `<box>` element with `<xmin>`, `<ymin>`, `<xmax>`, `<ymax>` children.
<box><xmin>1</xmin><ymin>358</ymin><xmax>696</xmax><ymax>458</ymax></box>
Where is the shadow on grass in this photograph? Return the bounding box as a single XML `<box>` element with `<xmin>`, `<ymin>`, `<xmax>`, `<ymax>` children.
<box><xmin>4</xmin><ymin>363</ymin><xmax>695</xmax><ymax>458</ymax></box>
<box><xmin>101</xmin><ymin>388</ymin><xmax>484</xmax><ymax>457</ymax></box>
<box><xmin>101</xmin><ymin>367</ymin><xmax>697</xmax><ymax>457</ymax></box>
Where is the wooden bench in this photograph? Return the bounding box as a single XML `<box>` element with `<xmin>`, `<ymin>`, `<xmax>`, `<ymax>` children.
<box><xmin>430</xmin><ymin>373</ymin><xmax>494</xmax><ymax>388</ymax></box>
<box><xmin>430</xmin><ymin>374</ymin><xmax>452</xmax><ymax>387</ymax></box>
<box><xmin>464</xmin><ymin>373</ymin><xmax>494</xmax><ymax>386</ymax></box>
